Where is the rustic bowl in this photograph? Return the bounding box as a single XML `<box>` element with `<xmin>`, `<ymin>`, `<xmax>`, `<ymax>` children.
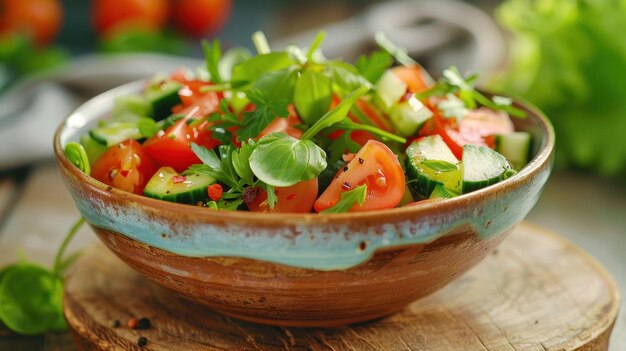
<box><xmin>54</xmin><ymin>81</ymin><xmax>554</xmax><ymax>327</ymax></box>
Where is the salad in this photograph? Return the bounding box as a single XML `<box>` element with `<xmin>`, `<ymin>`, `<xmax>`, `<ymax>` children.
<box><xmin>65</xmin><ymin>32</ymin><xmax>532</xmax><ymax>214</ymax></box>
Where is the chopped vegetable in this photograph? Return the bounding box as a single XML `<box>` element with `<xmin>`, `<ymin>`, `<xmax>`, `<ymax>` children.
<box><xmin>72</xmin><ymin>31</ymin><xmax>528</xmax><ymax>212</ymax></box>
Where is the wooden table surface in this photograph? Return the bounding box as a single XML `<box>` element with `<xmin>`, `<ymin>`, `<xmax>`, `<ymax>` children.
<box><xmin>0</xmin><ymin>163</ymin><xmax>624</xmax><ymax>350</ymax></box>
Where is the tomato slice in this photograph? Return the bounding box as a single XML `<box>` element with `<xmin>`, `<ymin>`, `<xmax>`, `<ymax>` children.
<box><xmin>314</xmin><ymin>140</ymin><xmax>405</xmax><ymax>212</ymax></box>
<box><xmin>143</xmin><ymin>118</ymin><xmax>220</xmax><ymax>173</ymax></box>
<box><xmin>433</xmin><ymin>107</ymin><xmax>514</xmax><ymax>159</ymax></box>
<box><xmin>391</xmin><ymin>65</ymin><xmax>431</xmax><ymax>94</ymax></box>
<box><xmin>91</xmin><ymin>139</ymin><xmax>158</xmax><ymax>195</ymax></box>
<box><xmin>258</xmin><ymin>106</ymin><xmax>303</xmax><ymax>139</ymax></box>
<box><xmin>245</xmin><ymin>178</ymin><xmax>318</xmax><ymax>213</ymax></box>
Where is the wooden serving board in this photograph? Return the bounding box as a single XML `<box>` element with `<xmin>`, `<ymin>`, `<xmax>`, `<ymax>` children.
<box><xmin>63</xmin><ymin>223</ymin><xmax>620</xmax><ymax>351</ymax></box>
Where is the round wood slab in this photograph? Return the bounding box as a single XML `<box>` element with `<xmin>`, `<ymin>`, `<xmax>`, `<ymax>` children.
<box><xmin>63</xmin><ymin>223</ymin><xmax>620</xmax><ymax>351</ymax></box>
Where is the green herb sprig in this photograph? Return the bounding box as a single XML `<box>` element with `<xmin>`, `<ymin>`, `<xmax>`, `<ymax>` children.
<box><xmin>320</xmin><ymin>184</ymin><xmax>368</xmax><ymax>213</ymax></box>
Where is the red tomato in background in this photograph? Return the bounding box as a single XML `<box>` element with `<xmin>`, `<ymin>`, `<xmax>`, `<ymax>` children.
<box><xmin>245</xmin><ymin>179</ymin><xmax>319</xmax><ymax>213</ymax></box>
<box><xmin>314</xmin><ymin>140</ymin><xmax>405</xmax><ymax>212</ymax></box>
<box><xmin>143</xmin><ymin>118</ymin><xmax>220</xmax><ymax>173</ymax></box>
<box><xmin>91</xmin><ymin>0</ymin><xmax>169</xmax><ymax>36</ymax></box>
<box><xmin>92</xmin><ymin>139</ymin><xmax>158</xmax><ymax>194</ymax></box>
<box><xmin>0</xmin><ymin>0</ymin><xmax>63</xmax><ymax>46</ymax></box>
<box><xmin>171</xmin><ymin>0</ymin><xmax>232</xmax><ymax>37</ymax></box>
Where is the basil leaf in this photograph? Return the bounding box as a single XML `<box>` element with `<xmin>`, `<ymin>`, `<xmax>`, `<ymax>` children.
<box><xmin>64</xmin><ymin>142</ymin><xmax>90</xmax><ymax>175</ymax></box>
<box><xmin>0</xmin><ymin>263</ymin><xmax>64</xmax><ymax>335</ymax></box>
<box><xmin>219</xmin><ymin>47</ymin><xmax>252</xmax><ymax>82</ymax></box>
<box><xmin>321</xmin><ymin>184</ymin><xmax>367</xmax><ymax>214</ymax></box>
<box><xmin>328</xmin><ymin>62</ymin><xmax>372</xmax><ymax>95</ymax></box>
<box><xmin>231</xmin><ymin>52</ymin><xmax>294</xmax><ymax>87</ymax></box>
<box><xmin>249</xmin><ymin>133</ymin><xmax>327</xmax><ymax>187</ymax></box>
<box><xmin>301</xmin><ymin>85</ymin><xmax>369</xmax><ymax>140</ymax></box>
<box><xmin>355</xmin><ymin>50</ymin><xmax>393</xmax><ymax>83</ymax></box>
<box><xmin>422</xmin><ymin>159</ymin><xmax>458</xmax><ymax>172</ymax></box>
<box><xmin>252</xmin><ymin>67</ymin><xmax>299</xmax><ymax>102</ymax></box>
<box><xmin>306</xmin><ymin>31</ymin><xmax>326</xmax><ymax>61</ymax></box>
<box><xmin>202</xmin><ymin>39</ymin><xmax>223</xmax><ymax>84</ymax></box>
<box><xmin>294</xmin><ymin>69</ymin><xmax>333</xmax><ymax>124</ymax></box>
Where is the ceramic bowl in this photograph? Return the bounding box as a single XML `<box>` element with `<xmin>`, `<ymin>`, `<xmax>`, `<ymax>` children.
<box><xmin>54</xmin><ymin>81</ymin><xmax>554</xmax><ymax>327</ymax></box>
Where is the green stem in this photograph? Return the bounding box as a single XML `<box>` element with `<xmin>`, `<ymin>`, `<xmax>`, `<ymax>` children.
<box><xmin>341</xmin><ymin>122</ymin><xmax>406</xmax><ymax>144</ymax></box>
<box><xmin>52</xmin><ymin>217</ymin><xmax>84</xmax><ymax>277</ymax></box>
<box><xmin>252</xmin><ymin>31</ymin><xmax>271</xmax><ymax>55</ymax></box>
<box><xmin>375</xmin><ymin>32</ymin><xmax>434</xmax><ymax>85</ymax></box>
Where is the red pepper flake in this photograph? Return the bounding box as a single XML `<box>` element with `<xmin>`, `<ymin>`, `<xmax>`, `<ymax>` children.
<box><xmin>172</xmin><ymin>175</ymin><xmax>187</xmax><ymax>184</ymax></box>
<box><xmin>342</xmin><ymin>153</ymin><xmax>355</xmax><ymax>162</ymax></box>
<box><xmin>342</xmin><ymin>181</ymin><xmax>352</xmax><ymax>190</ymax></box>
<box><xmin>286</xmin><ymin>193</ymin><xmax>297</xmax><ymax>201</ymax></box>
<box><xmin>119</xmin><ymin>170</ymin><xmax>129</xmax><ymax>177</ymax></box>
<box><xmin>207</xmin><ymin>183</ymin><xmax>223</xmax><ymax>201</ymax></box>
<box><xmin>358</xmin><ymin>157</ymin><xmax>364</xmax><ymax>164</ymax></box>
<box><xmin>127</xmin><ymin>318</ymin><xmax>138</xmax><ymax>329</ymax></box>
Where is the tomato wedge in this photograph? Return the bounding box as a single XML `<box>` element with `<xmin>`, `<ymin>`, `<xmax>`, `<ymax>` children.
<box><xmin>314</xmin><ymin>140</ymin><xmax>405</xmax><ymax>212</ymax></box>
<box><xmin>92</xmin><ymin>139</ymin><xmax>158</xmax><ymax>194</ymax></box>
<box><xmin>245</xmin><ymin>178</ymin><xmax>318</xmax><ymax>213</ymax></box>
<box><xmin>143</xmin><ymin>118</ymin><xmax>220</xmax><ymax>173</ymax></box>
<box><xmin>433</xmin><ymin>107</ymin><xmax>514</xmax><ymax>159</ymax></box>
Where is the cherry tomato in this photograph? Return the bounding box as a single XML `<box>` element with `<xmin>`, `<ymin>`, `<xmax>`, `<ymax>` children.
<box><xmin>171</xmin><ymin>0</ymin><xmax>232</xmax><ymax>37</ymax></box>
<box><xmin>92</xmin><ymin>139</ymin><xmax>158</xmax><ymax>194</ymax></box>
<box><xmin>391</xmin><ymin>65</ymin><xmax>430</xmax><ymax>94</ymax></box>
<box><xmin>434</xmin><ymin>107</ymin><xmax>514</xmax><ymax>159</ymax></box>
<box><xmin>91</xmin><ymin>0</ymin><xmax>169</xmax><ymax>36</ymax></box>
<box><xmin>0</xmin><ymin>0</ymin><xmax>63</xmax><ymax>46</ymax></box>
<box><xmin>143</xmin><ymin>118</ymin><xmax>220</xmax><ymax>173</ymax></box>
<box><xmin>314</xmin><ymin>140</ymin><xmax>405</xmax><ymax>212</ymax></box>
<box><xmin>245</xmin><ymin>179</ymin><xmax>318</xmax><ymax>213</ymax></box>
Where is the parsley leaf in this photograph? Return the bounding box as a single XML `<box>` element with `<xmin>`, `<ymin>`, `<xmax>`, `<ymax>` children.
<box><xmin>202</xmin><ymin>39</ymin><xmax>223</xmax><ymax>84</ymax></box>
<box><xmin>320</xmin><ymin>184</ymin><xmax>367</xmax><ymax>213</ymax></box>
<box><xmin>188</xmin><ymin>144</ymin><xmax>242</xmax><ymax>191</ymax></box>
<box><xmin>237</xmin><ymin>90</ymin><xmax>290</xmax><ymax>141</ymax></box>
<box><xmin>355</xmin><ymin>50</ymin><xmax>393</xmax><ymax>83</ymax></box>
<box><xmin>207</xmin><ymin>198</ymin><xmax>244</xmax><ymax>211</ymax></box>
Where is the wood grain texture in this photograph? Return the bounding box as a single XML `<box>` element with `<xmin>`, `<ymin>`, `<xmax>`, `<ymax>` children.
<box><xmin>63</xmin><ymin>222</ymin><xmax>620</xmax><ymax>351</ymax></box>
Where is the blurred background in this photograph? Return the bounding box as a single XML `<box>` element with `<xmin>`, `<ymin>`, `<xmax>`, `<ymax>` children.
<box><xmin>0</xmin><ymin>0</ymin><xmax>625</xmax><ymax>347</ymax></box>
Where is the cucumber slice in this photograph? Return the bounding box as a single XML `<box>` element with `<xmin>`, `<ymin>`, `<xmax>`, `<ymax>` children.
<box><xmin>144</xmin><ymin>167</ymin><xmax>216</xmax><ymax>204</ymax></box>
<box><xmin>494</xmin><ymin>132</ymin><xmax>532</xmax><ymax>171</ymax></box>
<box><xmin>144</xmin><ymin>80</ymin><xmax>183</xmax><ymax>121</ymax></box>
<box><xmin>406</xmin><ymin>135</ymin><xmax>462</xmax><ymax>198</ymax></box>
<box><xmin>89</xmin><ymin>122</ymin><xmax>142</xmax><ymax>147</ymax></box>
<box><xmin>111</xmin><ymin>94</ymin><xmax>150</xmax><ymax>121</ymax></box>
<box><xmin>462</xmin><ymin>144</ymin><xmax>512</xmax><ymax>193</ymax></box>
<box><xmin>429</xmin><ymin>184</ymin><xmax>459</xmax><ymax>199</ymax></box>
<box><xmin>388</xmin><ymin>95</ymin><xmax>433</xmax><ymax>137</ymax></box>
<box><xmin>80</xmin><ymin>134</ymin><xmax>108</xmax><ymax>165</ymax></box>
<box><xmin>374</xmin><ymin>69</ymin><xmax>407</xmax><ymax>111</ymax></box>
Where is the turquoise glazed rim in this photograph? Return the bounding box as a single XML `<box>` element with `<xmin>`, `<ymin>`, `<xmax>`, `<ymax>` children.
<box><xmin>54</xmin><ymin>81</ymin><xmax>555</xmax><ymax>271</ymax></box>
